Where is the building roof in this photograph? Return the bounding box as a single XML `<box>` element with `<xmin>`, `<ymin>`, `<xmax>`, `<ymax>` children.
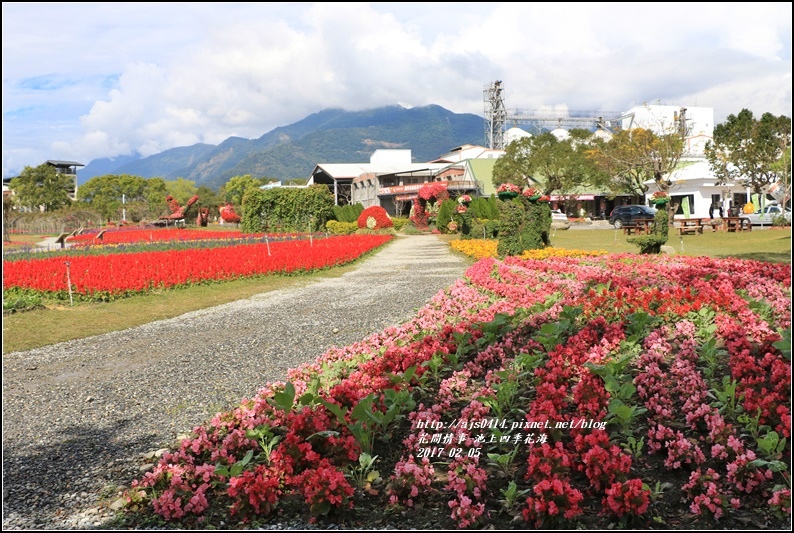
<box><xmin>465</xmin><ymin>159</ymin><xmax>499</xmax><ymax>196</ymax></box>
<box><xmin>45</xmin><ymin>160</ymin><xmax>85</xmax><ymax>167</ymax></box>
<box><xmin>643</xmin><ymin>159</ymin><xmax>722</xmax><ymax>187</ymax></box>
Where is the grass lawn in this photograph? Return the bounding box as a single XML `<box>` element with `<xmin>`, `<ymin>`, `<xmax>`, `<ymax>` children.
<box><xmin>2</xmin><ymin>263</ymin><xmax>361</xmax><ymax>354</ymax></box>
<box><xmin>2</xmin><ymin>233</ymin><xmax>58</xmax><ymax>251</ymax></box>
<box><xmin>3</xmin><ymin>228</ymin><xmax>790</xmax><ymax>353</ymax></box>
<box><xmin>549</xmin><ymin>226</ymin><xmax>791</xmax><ymax>263</ymax></box>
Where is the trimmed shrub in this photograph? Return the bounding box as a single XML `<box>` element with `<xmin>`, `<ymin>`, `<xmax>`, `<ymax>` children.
<box><xmin>436</xmin><ymin>199</ymin><xmax>457</xmax><ymax>234</ymax></box>
<box><xmin>391</xmin><ymin>217</ymin><xmax>410</xmax><ymax>231</ymax></box>
<box><xmin>241</xmin><ymin>185</ymin><xmax>335</xmax><ymax>233</ymax></box>
<box><xmin>333</xmin><ymin>203</ymin><xmax>364</xmax><ymax>223</ymax></box>
<box><xmin>326</xmin><ymin>220</ymin><xmax>358</xmax><ymax>235</ymax></box>
<box><xmin>357</xmin><ymin>206</ymin><xmax>393</xmax><ymax>229</ymax></box>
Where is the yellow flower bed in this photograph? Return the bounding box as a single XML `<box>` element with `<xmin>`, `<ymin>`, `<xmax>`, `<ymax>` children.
<box><xmin>450</xmin><ymin>239</ymin><xmax>608</xmax><ymax>260</ymax></box>
<box><xmin>449</xmin><ymin>239</ymin><xmax>498</xmax><ymax>259</ymax></box>
<box><xmin>519</xmin><ymin>248</ymin><xmax>608</xmax><ymax>260</ymax></box>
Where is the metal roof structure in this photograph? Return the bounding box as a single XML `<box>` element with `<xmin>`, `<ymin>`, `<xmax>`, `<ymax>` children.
<box><xmin>45</xmin><ymin>160</ymin><xmax>85</xmax><ymax>167</ymax></box>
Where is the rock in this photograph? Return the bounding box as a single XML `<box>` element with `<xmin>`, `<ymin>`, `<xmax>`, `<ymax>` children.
<box><xmin>109</xmin><ymin>498</ymin><xmax>126</xmax><ymax>511</ymax></box>
<box><xmin>660</xmin><ymin>245</ymin><xmax>676</xmax><ymax>256</ymax></box>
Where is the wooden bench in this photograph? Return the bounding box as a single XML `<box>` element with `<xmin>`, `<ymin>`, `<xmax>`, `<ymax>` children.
<box><xmin>723</xmin><ymin>218</ymin><xmax>752</xmax><ymax>232</ymax></box>
<box><xmin>622</xmin><ymin>225</ymin><xmax>641</xmax><ymax>235</ymax></box>
<box><xmin>678</xmin><ymin>225</ymin><xmax>704</xmax><ymax>236</ymax></box>
<box><xmin>623</xmin><ymin>224</ymin><xmax>651</xmax><ymax>235</ymax></box>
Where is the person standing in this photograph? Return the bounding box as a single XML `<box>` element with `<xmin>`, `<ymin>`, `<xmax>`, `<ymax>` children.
<box><xmin>709</xmin><ymin>204</ymin><xmax>715</xmax><ymax>219</ymax></box>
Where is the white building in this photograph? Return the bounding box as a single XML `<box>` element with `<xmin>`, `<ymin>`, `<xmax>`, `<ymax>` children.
<box><xmin>645</xmin><ymin>159</ymin><xmax>753</xmax><ymax>219</ymax></box>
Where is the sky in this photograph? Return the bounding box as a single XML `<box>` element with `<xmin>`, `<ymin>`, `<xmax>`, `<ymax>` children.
<box><xmin>2</xmin><ymin>2</ymin><xmax>792</xmax><ymax>179</ymax></box>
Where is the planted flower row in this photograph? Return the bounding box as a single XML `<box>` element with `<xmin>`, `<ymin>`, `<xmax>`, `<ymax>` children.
<box><xmin>450</xmin><ymin>238</ymin><xmax>608</xmax><ymax>261</ymax></box>
<box><xmin>124</xmin><ymin>252</ymin><xmax>790</xmax><ymax>529</ymax></box>
<box><xmin>66</xmin><ymin>228</ymin><xmax>303</xmax><ymax>246</ymax></box>
<box><xmin>3</xmin><ymin>234</ymin><xmax>392</xmax><ymax>301</ymax></box>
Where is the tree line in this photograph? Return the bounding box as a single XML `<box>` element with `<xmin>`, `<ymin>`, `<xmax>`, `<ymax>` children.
<box><xmin>6</xmin><ymin>108</ymin><xmax>790</xmax><ymax>222</ymax></box>
<box><xmin>492</xmin><ymin>108</ymin><xmax>791</xmax><ymax>201</ymax></box>
<box><xmin>6</xmin><ymin>169</ymin><xmax>306</xmax><ymax>224</ymax></box>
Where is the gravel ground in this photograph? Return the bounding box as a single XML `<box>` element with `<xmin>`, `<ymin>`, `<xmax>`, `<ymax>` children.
<box><xmin>2</xmin><ymin>234</ymin><xmax>472</xmax><ymax>530</ymax></box>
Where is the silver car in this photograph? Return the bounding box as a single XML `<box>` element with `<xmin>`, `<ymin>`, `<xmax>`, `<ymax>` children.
<box><xmin>742</xmin><ymin>204</ymin><xmax>791</xmax><ymax>225</ymax></box>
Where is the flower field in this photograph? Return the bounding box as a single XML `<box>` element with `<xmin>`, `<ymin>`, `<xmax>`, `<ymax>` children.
<box><xmin>66</xmin><ymin>228</ymin><xmax>273</xmax><ymax>246</ymax></box>
<box><xmin>122</xmin><ymin>252</ymin><xmax>791</xmax><ymax>529</ymax></box>
<box><xmin>3</xmin><ymin>234</ymin><xmax>392</xmax><ymax>301</ymax></box>
<box><xmin>449</xmin><ymin>238</ymin><xmax>609</xmax><ymax>261</ymax></box>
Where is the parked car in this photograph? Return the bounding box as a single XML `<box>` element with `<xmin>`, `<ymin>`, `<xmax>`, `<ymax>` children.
<box><xmin>551</xmin><ymin>209</ymin><xmax>569</xmax><ymax>222</ymax></box>
<box><xmin>609</xmin><ymin>205</ymin><xmax>657</xmax><ymax>229</ymax></box>
<box><xmin>741</xmin><ymin>204</ymin><xmax>792</xmax><ymax>226</ymax></box>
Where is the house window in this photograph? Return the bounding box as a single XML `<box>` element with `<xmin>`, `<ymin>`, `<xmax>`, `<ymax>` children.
<box><xmin>671</xmin><ymin>194</ymin><xmax>696</xmax><ymax>215</ymax></box>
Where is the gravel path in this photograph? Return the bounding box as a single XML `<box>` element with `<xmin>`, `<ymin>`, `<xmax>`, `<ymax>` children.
<box><xmin>2</xmin><ymin>234</ymin><xmax>472</xmax><ymax>530</ymax></box>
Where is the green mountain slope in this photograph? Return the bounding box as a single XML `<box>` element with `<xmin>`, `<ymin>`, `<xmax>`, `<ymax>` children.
<box><xmin>80</xmin><ymin>105</ymin><xmax>486</xmax><ymax>187</ymax></box>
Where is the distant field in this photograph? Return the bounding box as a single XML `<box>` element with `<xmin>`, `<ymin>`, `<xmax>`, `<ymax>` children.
<box><xmin>548</xmin><ymin>225</ymin><xmax>791</xmax><ymax>263</ymax></box>
<box><xmin>4</xmin><ymin>228</ymin><xmax>790</xmax><ymax>353</ymax></box>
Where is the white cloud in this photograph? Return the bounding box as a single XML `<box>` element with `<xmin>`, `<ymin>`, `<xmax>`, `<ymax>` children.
<box><xmin>2</xmin><ymin>2</ymin><xmax>791</xmax><ymax>179</ymax></box>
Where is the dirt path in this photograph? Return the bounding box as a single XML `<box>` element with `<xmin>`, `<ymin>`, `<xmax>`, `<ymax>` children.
<box><xmin>1</xmin><ymin>234</ymin><xmax>473</xmax><ymax>529</ymax></box>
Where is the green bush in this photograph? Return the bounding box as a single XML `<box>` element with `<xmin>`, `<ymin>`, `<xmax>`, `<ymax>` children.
<box><xmin>325</xmin><ymin>220</ymin><xmax>358</xmax><ymax>235</ymax></box>
<box><xmin>436</xmin><ymin>199</ymin><xmax>457</xmax><ymax>233</ymax></box>
<box><xmin>391</xmin><ymin>217</ymin><xmax>410</xmax><ymax>231</ymax></box>
<box><xmin>333</xmin><ymin>203</ymin><xmax>365</xmax><ymax>223</ymax></box>
<box><xmin>772</xmin><ymin>213</ymin><xmax>791</xmax><ymax>227</ymax></box>
<box><xmin>471</xmin><ymin>218</ymin><xmax>500</xmax><ymax>239</ymax></box>
<box><xmin>628</xmin><ymin>207</ymin><xmax>670</xmax><ymax>254</ymax></box>
<box><xmin>3</xmin><ymin>289</ymin><xmax>44</xmax><ymax>314</ymax></box>
<box><xmin>355</xmin><ymin>227</ymin><xmax>397</xmax><ymax>236</ymax></box>
<box><xmin>496</xmin><ymin>197</ymin><xmax>552</xmax><ymax>257</ymax></box>
<box><xmin>241</xmin><ymin>185</ymin><xmax>335</xmax><ymax>233</ymax></box>
<box><xmin>626</xmin><ymin>235</ymin><xmax>668</xmax><ymax>254</ymax></box>
<box><xmin>496</xmin><ymin>199</ymin><xmax>525</xmax><ymax>257</ymax></box>
<box><xmin>469</xmin><ymin>197</ymin><xmax>498</xmax><ymax>219</ymax></box>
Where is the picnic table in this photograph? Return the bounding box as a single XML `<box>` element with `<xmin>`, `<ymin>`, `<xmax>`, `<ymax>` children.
<box><xmin>622</xmin><ymin>219</ymin><xmax>653</xmax><ymax>235</ymax></box>
<box><xmin>721</xmin><ymin>217</ymin><xmax>752</xmax><ymax>232</ymax></box>
<box><xmin>677</xmin><ymin>218</ymin><xmax>707</xmax><ymax>235</ymax></box>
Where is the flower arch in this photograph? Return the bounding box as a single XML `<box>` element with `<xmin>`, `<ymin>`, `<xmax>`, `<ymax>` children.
<box><xmin>410</xmin><ymin>182</ymin><xmax>450</xmax><ymax>230</ymax></box>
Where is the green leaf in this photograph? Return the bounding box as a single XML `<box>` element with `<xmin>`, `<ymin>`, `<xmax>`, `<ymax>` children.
<box><xmin>272</xmin><ymin>382</ymin><xmax>296</xmax><ymax>412</ymax></box>
<box><xmin>239</xmin><ymin>449</ymin><xmax>254</xmax><ymax>467</ymax></box>
<box><xmin>299</xmin><ymin>392</ymin><xmax>317</xmax><ymax>406</ymax></box>
<box><xmin>307</xmin><ymin>430</ymin><xmax>340</xmax><ymax>441</ymax></box>
<box><xmin>773</xmin><ymin>328</ymin><xmax>791</xmax><ymax>361</ymax></box>
<box><xmin>310</xmin><ymin>500</ymin><xmax>332</xmax><ymax>516</ymax></box>
<box><xmin>351</xmin><ymin>394</ymin><xmax>377</xmax><ymax>423</ymax></box>
<box><xmin>319</xmin><ymin>399</ymin><xmax>347</xmax><ymax>423</ymax></box>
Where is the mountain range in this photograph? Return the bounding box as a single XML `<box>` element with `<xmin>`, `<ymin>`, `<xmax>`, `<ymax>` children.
<box><xmin>79</xmin><ymin>105</ymin><xmax>487</xmax><ymax>189</ymax></box>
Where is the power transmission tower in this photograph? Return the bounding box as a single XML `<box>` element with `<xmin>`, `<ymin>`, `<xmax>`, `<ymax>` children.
<box><xmin>483</xmin><ymin>81</ymin><xmax>507</xmax><ymax>150</ymax></box>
